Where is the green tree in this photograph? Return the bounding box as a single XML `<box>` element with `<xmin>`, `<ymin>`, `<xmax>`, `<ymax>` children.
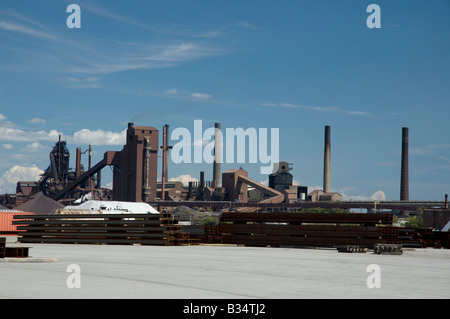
<box><xmin>404</xmin><ymin>209</ymin><xmax>423</xmax><ymax>228</ymax></box>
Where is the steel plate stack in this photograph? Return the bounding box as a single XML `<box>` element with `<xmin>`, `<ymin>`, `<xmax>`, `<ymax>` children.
<box><xmin>13</xmin><ymin>213</ymin><xmax>201</xmax><ymax>246</ymax></box>
<box><xmin>218</xmin><ymin>212</ymin><xmax>395</xmax><ymax>249</ymax></box>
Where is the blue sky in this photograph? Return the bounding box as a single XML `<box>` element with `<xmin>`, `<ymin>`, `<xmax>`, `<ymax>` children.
<box><xmin>0</xmin><ymin>0</ymin><xmax>449</xmax><ymax>201</ymax></box>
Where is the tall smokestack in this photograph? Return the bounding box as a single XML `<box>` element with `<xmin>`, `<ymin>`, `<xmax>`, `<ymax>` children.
<box><xmin>164</xmin><ymin>124</ymin><xmax>169</xmax><ymax>181</ymax></box>
<box><xmin>323</xmin><ymin>125</ymin><xmax>331</xmax><ymax>193</ymax></box>
<box><xmin>400</xmin><ymin>127</ymin><xmax>409</xmax><ymax>201</ymax></box>
<box><xmin>213</xmin><ymin>123</ymin><xmax>221</xmax><ymax>188</ymax></box>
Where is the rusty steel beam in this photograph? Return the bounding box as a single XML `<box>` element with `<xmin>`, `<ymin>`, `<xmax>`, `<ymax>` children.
<box><xmin>220</xmin><ymin>212</ymin><xmax>393</xmax><ymax>225</ymax></box>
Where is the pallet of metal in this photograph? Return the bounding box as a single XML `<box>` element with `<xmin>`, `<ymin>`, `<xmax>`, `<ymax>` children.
<box><xmin>0</xmin><ymin>237</ymin><xmax>5</xmax><ymax>258</ymax></box>
<box><xmin>374</xmin><ymin>243</ymin><xmax>403</xmax><ymax>255</ymax></box>
<box><xmin>5</xmin><ymin>246</ymin><xmax>30</xmax><ymax>258</ymax></box>
<box><xmin>220</xmin><ymin>212</ymin><xmax>393</xmax><ymax>226</ymax></box>
<box><xmin>204</xmin><ymin>225</ymin><xmax>223</xmax><ymax>243</ymax></box>
<box><xmin>13</xmin><ymin>213</ymin><xmax>200</xmax><ymax>246</ymax></box>
<box><xmin>0</xmin><ymin>237</ymin><xmax>31</xmax><ymax>258</ymax></box>
<box><xmin>337</xmin><ymin>245</ymin><xmax>368</xmax><ymax>253</ymax></box>
<box><xmin>218</xmin><ymin>212</ymin><xmax>395</xmax><ymax>249</ymax></box>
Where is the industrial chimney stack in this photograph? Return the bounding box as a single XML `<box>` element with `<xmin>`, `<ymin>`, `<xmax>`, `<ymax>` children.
<box><xmin>213</xmin><ymin>123</ymin><xmax>221</xmax><ymax>188</ymax></box>
<box><xmin>400</xmin><ymin>127</ymin><xmax>409</xmax><ymax>201</ymax></box>
<box><xmin>323</xmin><ymin>125</ymin><xmax>331</xmax><ymax>193</ymax></box>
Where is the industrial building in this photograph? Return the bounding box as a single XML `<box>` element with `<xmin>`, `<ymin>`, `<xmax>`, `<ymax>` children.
<box><xmin>1</xmin><ymin>122</ymin><xmax>449</xmax><ymax>249</ymax></box>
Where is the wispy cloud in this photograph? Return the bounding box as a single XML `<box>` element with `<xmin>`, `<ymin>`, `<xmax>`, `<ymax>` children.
<box><xmin>28</xmin><ymin>118</ymin><xmax>46</xmax><ymax>125</ymax></box>
<box><xmin>0</xmin><ymin>115</ymin><xmax>125</xmax><ymax>146</ymax></box>
<box><xmin>0</xmin><ymin>10</ymin><xmax>230</xmax><ymax>88</ymax></box>
<box><xmin>156</xmin><ymin>87</ymin><xmax>213</xmax><ymax>101</ymax></box>
<box><xmin>411</xmin><ymin>144</ymin><xmax>450</xmax><ymax>164</ymax></box>
<box><xmin>81</xmin><ymin>2</ymin><xmax>224</xmax><ymax>39</ymax></box>
<box><xmin>261</xmin><ymin>102</ymin><xmax>372</xmax><ymax>117</ymax></box>
<box><xmin>0</xmin><ymin>20</ymin><xmax>56</xmax><ymax>39</ymax></box>
<box><xmin>233</xmin><ymin>21</ymin><xmax>262</xmax><ymax>31</ymax></box>
<box><xmin>190</xmin><ymin>92</ymin><xmax>212</xmax><ymax>100</ymax></box>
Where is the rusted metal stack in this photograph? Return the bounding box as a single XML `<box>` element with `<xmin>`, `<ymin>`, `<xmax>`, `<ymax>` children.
<box><xmin>204</xmin><ymin>225</ymin><xmax>223</xmax><ymax>243</ymax></box>
<box><xmin>218</xmin><ymin>212</ymin><xmax>395</xmax><ymax>249</ymax></box>
<box><xmin>0</xmin><ymin>237</ymin><xmax>5</xmax><ymax>258</ymax></box>
<box><xmin>13</xmin><ymin>213</ymin><xmax>200</xmax><ymax>246</ymax></box>
<box><xmin>0</xmin><ymin>237</ymin><xmax>30</xmax><ymax>258</ymax></box>
<box><xmin>399</xmin><ymin>228</ymin><xmax>450</xmax><ymax>248</ymax></box>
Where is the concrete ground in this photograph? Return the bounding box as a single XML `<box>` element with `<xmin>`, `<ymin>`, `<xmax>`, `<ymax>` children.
<box><xmin>1</xmin><ymin>239</ymin><xmax>449</xmax><ymax>299</ymax></box>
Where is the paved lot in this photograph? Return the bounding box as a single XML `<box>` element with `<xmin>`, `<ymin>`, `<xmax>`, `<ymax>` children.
<box><xmin>1</xmin><ymin>242</ymin><xmax>449</xmax><ymax>299</ymax></box>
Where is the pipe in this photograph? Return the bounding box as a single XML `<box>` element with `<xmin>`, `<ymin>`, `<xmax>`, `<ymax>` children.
<box><xmin>75</xmin><ymin>148</ymin><xmax>81</xmax><ymax>178</ymax></box>
<box><xmin>323</xmin><ymin>126</ymin><xmax>331</xmax><ymax>193</ymax></box>
<box><xmin>50</xmin><ymin>153</ymin><xmax>59</xmax><ymax>181</ymax></box>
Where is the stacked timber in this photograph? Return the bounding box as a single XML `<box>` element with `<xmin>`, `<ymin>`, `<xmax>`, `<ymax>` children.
<box><xmin>218</xmin><ymin>212</ymin><xmax>396</xmax><ymax>249</ymax></box>
<box><xmin>13</xmin><ymin>213</ymin><xmax>200</xmax><ymax>246</ymax></box>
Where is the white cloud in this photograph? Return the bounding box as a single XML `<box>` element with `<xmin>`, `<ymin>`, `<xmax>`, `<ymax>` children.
<box><xmin>169</xmin><ymin>174</ymin><xmax>199</xmax><ymax>186</ymax></box>
<box><xmin>234</xmin><ymin>21</ymin><xmax>261</xmax><ymax>30</ymax></box>
<box><xmin>411</xmin><ymin>144</ymin><xmax>450</xmax><ymax>164</ymax></box>
<box><xmin>341</xmin><ymin>190</ymin><xmax>386</xmax><ymax>201</ymax></box>
<box><xmin>71</xmin><ymin>129</ymin><xmax>126</xmax><ymax>146</ymax></box>
<box><xmin>0</xmin><ymin>126</ymin><xmax>62</xmax><ymax>142</ymax></box>
<box><xmin>0</xmin><ymin>20</ymin><xmax>56</xmax><ymax>40</ymax></box>
<box><xmin>0</xmin><ymin>113</ymin><xmax>6</xmax><ymax>121</ymax></box>
<box><xmin>28</xmin><ymin>118</ymin><xmax>46</xmax><ymax>125</ymax></box>
<box><xmin>0</xmin><ymin>119</ymin><xmax>126</xmax><ymax>146</ymax></box>
<box><xmin>0</xmin><ymin>165</ymin><xmax>43</xmax><ymax>194</ymax></box>
<box><xmin>22</xmin><ymin>142</ymin><xmax>45</xmax><ymax>152</ymax></box>
<box><xmin>163</xmin><ymin>88</ymin><xmax>178</xmax><ymax>95</ymax></box>
<box><xmin>190</xmin><ymin>92</ymin><xmax>212</xmax><ymax>100</ymax></box>
<box><xmin>262</xmin><ymin>102</ymin><xmax>372</xmax><ymax>117</ymax></box>
<box><xmin>59</xmin><ymin>76</ymin><xmax>102</xmax><ymax>89</ymax></box>
<box><xmin>370</xmin><ymin>190</ymin><xmax>386</xmax><ymax>201</ymax></box>
<box><xmin>2</xmin><ymin>144</ymin><xmax>14</xmax><ymax>150</ymax></box>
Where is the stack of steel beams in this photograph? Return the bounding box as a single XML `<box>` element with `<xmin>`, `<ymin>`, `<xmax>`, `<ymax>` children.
<box><xmin>13</xmin><ymin>213</ymin><xmax>201</xmax><ymax>246</ymax></box>
<box><xmin>204</xmin><ymin>225</ymin><xmax>223</xmax><ymax>243</ymax></box>
<box><xmin>0</xmin><ymin>237</ymin><xmax>5</xmax><ymax>258</ymax></box>
<box><xmin>0</xmin><ymin>237</ymin><xmax>31</xmax><ymax>258</ymax></box>
<box><xmin>218</xmin><ymin>212</ymin><xmax>395</xmax><ymax>249</ymax></box>
<box><xmin>399</xmin><ymin>227</ymin><xmax>450</xmax><ymax>248</ymax></box>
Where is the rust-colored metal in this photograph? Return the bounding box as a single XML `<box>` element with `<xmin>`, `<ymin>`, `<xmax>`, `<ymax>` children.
<box><xmin>220</xmin><ymin>212</ymin><xmax>393</xmax><ymax>225</ymax></box>
<box><xmin>218</xmin><ymin>212</ymin><xmax>397</xmax><ymax>249</ymax></box>
<box><xmin>13</xmin><ymin>213</ymin><xmax>199</xmax><ymax>246</ymax></box>
<box><xmin>218</xmin><ymin>212</ymin><xmax>448</xmax><ymax>249</ymax></box>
